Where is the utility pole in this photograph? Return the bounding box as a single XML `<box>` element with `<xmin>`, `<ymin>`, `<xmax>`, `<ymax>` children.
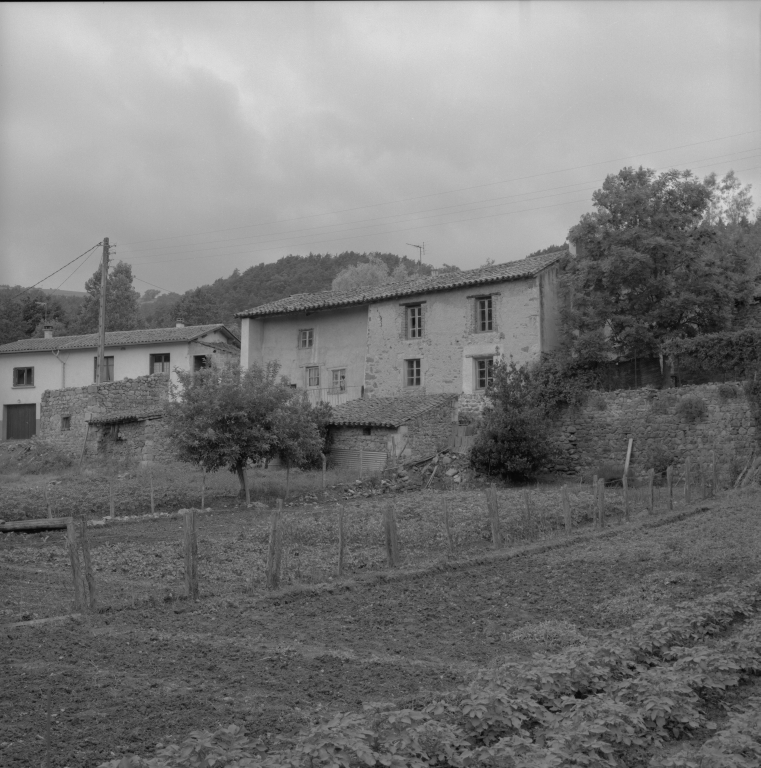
<box><xmin>96</xmin><ymin>237</ymin><xmax>109</xmax><ymax>384</ymax></box>
<box><xmin>406</xmin><ymin>242</ymin><xmax>424</xmax><ymax>267</ymax></box>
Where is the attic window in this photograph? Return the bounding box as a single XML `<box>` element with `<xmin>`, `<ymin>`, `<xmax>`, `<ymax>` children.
<box><xmin>475</xmin><ymin>296</ymin><xmax>493</xmax><ymax>332</ymax></box>
<box><xmin>299</xmin><ymin>329</ymin><xmax>314</xmax><ymax>348</ymax></box>
<box><xmin>363</xmin><ymin>427</ymin><xmax>372</xmax><ymax>436</ymax></box>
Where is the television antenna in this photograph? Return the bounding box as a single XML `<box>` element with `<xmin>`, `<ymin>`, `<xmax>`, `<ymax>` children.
<box><xmin>406</xmin><ymin>242</ymin><xmax>425</xmax><ymax>266</ymax></box>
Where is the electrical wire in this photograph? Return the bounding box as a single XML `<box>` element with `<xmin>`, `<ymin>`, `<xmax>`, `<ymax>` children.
<box><xmin>10</xmin><ymin>243</ymin><xmax>103</xmax><ymax>300</ymax></box>
<box><xmin>124</xmin><ymin>145</ymin><xmax>760</xmax><ymax>260</ymax></box>
<box><xmin>122</xmin><ymin>128</ymin><xmax>761</xmax><ymax>248</ymax></box>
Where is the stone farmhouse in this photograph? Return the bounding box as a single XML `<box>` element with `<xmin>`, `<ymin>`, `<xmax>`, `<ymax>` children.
<box><xmin>236</xmin><ymin>250</ymin><xmax>565</xmax><ymax>465</ymax></box>
<box><xmin>0</xmin><ymin>323</ymin><xmax>239</xmax><ymax>441</ymax></box>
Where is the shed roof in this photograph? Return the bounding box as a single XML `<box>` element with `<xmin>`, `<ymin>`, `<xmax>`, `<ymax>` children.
<box><xmin>328</xmin><ymin>393</ymin><xmax>458</xmax><ymax>428</ymax></box>
<box><xmin>0</xmin><ymin>324</ymin><xmax>240</xmax><ymax>355</ymax></box>
<box><xmin>88</xmin><ymin>409</ymin><xmax>164</xmax><ymax>425</ymax></box>
<box><xmin>236</xmin><ymin>250</ymin><xmax>566</xmax><ymax>319</ymax></box>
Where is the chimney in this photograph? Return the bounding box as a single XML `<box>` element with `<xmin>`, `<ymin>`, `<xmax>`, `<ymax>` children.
<box><xmin>43</xmin><ymin>324</ymin><xmax>54</xmax><ymax>339</ymax></box>
<box><xmin>175</xmin><ymin>319</ymin><xmax>185</xmax><ymax>328</ymax></box>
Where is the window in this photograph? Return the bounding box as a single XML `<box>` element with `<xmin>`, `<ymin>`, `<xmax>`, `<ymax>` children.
<box><xmin>12</xmin><ymin>367</ymin><xmax>34</xmax><ymax>387</ymax></box>
<box><xmin>406</xmin><ymin>305</ymin><xmax>423</xmax><ymax>338</ymax></box>
<box><xmin>150</xmin><ymin>353</ymin><xmax>170</xmax><ymax>374</ymax></box>
<box><xmin>476</xmin><ymin>357</ymin><xmax>494</xmax><ymax>390</ymax></box>
<box><xmin>476</xmin><ymin>296</ymin><xmax>493</xmax><ymax>332</ymax></box>
<box><xmin>331</xmin><ymin>368</ymin><xmax>346</xmax><ymax>392</ymax></box>
<box><xmin>193</xmin><ymin>355</ymin><xmax>208</xmax><ymax>372</ymax></box>
<box><xmin>298</xmin><ymin>329</ymin><xmax>314</xmax><ymax>348</ymax></box>
<box><xmin>93</xmin><ymin>356</ymin><xmax>114</xmax><ymax>382</ymax></box>
<box><xmin>406</xmin><ymin>359</ymin><xmax>421</xmax><ymax>387</ymax></box>
<box><xmin>307</xmin><ymin>366</ymin><xmax>320</xmax><ymax>387</ymax></box>
<box><xmin>61</xmin><ymin>416</ymin><xmax>71</xmax><ymax>431</ymax></box>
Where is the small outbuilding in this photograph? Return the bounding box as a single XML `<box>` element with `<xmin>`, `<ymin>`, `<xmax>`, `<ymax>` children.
<box><xmin>327</xmin><ymin>393</ymin><xmax>458</xmax><ymax>473</ymax></box>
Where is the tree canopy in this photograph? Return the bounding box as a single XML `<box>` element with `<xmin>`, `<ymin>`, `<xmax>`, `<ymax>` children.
<box><xmin>564</xmin><ymin>167</ymin><xmax>757</xmax><ymax>360</ymax></box>
<box><xmin>163</xmin><ymin>362</ymin><xmax>327</xmax><ymax>498</ymax></box>
<box><xmin>73</xmin><ymin>260</ymin><xmax>140</xmax><ymax>333</ymax></box>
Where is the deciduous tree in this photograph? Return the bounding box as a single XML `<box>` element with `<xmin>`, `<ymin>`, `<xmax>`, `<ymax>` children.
<box><xmin>74</xmin><ymin>261</ymin><xmax>141</xmax><ymax>333</ymax></box>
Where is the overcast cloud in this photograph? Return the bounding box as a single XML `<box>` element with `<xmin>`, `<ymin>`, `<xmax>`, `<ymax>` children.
<box><xmin>1</xmin><ymin>1</ymin><xmax>759</xmax><ymax>297</ymax></box>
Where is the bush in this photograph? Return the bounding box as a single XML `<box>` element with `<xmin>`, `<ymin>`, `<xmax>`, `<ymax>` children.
<box><xmin>470</xmin><ymin>407</ymin><xmax>553</xmax><ymax>481</ymax></box>
<box><xmin>676</xmin><ymin>395</ymin><xmax>708</xmax><ymax>423</ymax></box>
<box><xmin>663</xmin><ymin>329</ymin><xmax>761</xmax><ymax>380</ymax></box>
<box><xmin>718</xmin><ymin>383</ymin><xmax>739</xmax><ymax>400</ymax></box>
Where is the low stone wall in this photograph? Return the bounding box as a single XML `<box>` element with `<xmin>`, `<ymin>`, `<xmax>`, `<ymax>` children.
<box><xmin>39</xmin><ymin>374</ymin><xmax>173</xmax><ymax>465</ymax></box>
<box><xmin>550</xmin><ymin>382</ymin><xmax>756</xmax><ymax>481</ymax></box>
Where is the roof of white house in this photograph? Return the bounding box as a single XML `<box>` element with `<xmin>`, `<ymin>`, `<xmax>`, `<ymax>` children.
<box><xmin>328</xmin><ymin>393</ymin><xmax>458</xmax><ymax>428</ymax></box>
<box><xmin>0</xmin><ymin>324</ymin><xmax>240</xmax><ymax>355</ymax></box>
<box><xmin>236</xmin><ymin>249</ymin><xmax>567</xmax><ymax>319</ymax></box>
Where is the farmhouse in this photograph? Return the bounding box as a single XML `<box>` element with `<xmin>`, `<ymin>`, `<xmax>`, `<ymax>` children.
<box><xmin>0</xmin><ymin>323</ymin><xmax>240</xmax><ymax>441</ymax></box>
<box><xmin>236</xmin><ymin>250</ymin><xmax>565</xmax><ymax>410</ymax></box>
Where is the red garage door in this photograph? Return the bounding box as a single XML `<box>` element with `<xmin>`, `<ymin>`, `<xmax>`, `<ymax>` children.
<box><xmin>6</xmin><ymin>404</ymin><xmax>36</xmax><ymax>440</ymax></box>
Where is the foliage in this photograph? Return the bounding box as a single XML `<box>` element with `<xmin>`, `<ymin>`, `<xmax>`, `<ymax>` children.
<box><xmin>331</xmin><ymin>254</ymin><xmax>422</xmax><ymax>291</ymax></box>
<box><xmin>163</xmin><ymin>363</ymin><xmax>327</xmax><ymax>496</ymax></box>
<box><xmin>99</xmin><ymin>577</ymin><xmax>761</xmax><ymax>768</ymax></box>
<box><xmin>564</xmin><ymin>167</ymin><xmax>756</xmax><ymax>359</ymax></box>
<box><xmin>73</xmin><ymin>260</ymin><xmax>141</xmax><ymax>333</ymax></box>
<box><xmin>676</xmin><ymin>395</ymin><xmax>708</xmax><ymax>424</ymax></box>
<box><xmin>663</xmin><ymin>329</ymin><xmax>761</xmax><ymax>381</ymax></box>
<box><xmin>718</xmin><ymin>383</ymin><xmax>739</xmax><ymax>400</ymax></box>
<box><xmin>0</xmin><ymin>285</ymin><xmax>83</xmax><ymax>345</ymax></box>
<box><xmin>141</xmin><ymin>251</ymin><xmax>429</xmax><ymax>329</ymax></box>
<box><xmin>470</xmin><ymin>359</ymin><xmax>556</xmax><ymax>481</ymax></box>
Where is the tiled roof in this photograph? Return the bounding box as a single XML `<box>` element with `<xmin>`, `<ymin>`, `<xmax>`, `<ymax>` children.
<box><xmin>328</xmin><ymin>393</ymin><xmax>458</xmax><ymax>428</ymax></box>
<box><xmin>88</xmin><ymin>409</ymin><xmax>164</xmax><ymax>425</ymax></box>
<box><xmin>236</xmin><ymin>250</ymin><xmax>567</xmax><ymax>318</ymax></box>
<box><xmin>195</xmin><ymin>340</ymin><xmax>241</xmax><ymax>355</ymax></box>
<box><xmin>0</xmin><ymin>324</ymin><xmax>239</xmax><ymax>355</ymax></box>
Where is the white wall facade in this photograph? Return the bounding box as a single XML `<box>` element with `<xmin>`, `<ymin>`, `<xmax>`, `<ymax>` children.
<box><xmin>0</xmin><ymin>329</ymin><xmax>235</xmax><ymax>439</ymax></box>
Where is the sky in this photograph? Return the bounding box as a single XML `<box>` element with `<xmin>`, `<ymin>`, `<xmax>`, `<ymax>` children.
<box><xmin>1</xmin><ymin>1</ymin><xmax>759</xmax><ymax>298</ymax></box>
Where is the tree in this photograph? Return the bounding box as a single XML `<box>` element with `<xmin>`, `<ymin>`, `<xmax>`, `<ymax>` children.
<box><xmin>564</xmin><ymin>167</ymin><xmax>755</xmax><ymax>360</ymax></box>
<box><xmin>73</xmin><ymin>260</ymin><xmax>140</xmax><ymax>334</ymax></box>
<box><xmin>271</xmin><ymin>395</ymin><xmax>325</xmax><ymax>498</ymax></box>
<box><xmin>331</xmin><ymin>255</ymin><xmax>417</xmax><ymax>291</ymax></box>
<box><xmin>163</xmin><ymin>362</ymin><xmax>328</xmax><ymax>499</ymax></box>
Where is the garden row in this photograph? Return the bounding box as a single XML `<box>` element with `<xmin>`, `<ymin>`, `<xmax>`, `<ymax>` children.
<box><xmin>98</xmin><ymin>577</ymin><xmax>761</xmax><ymax>767</ymax></box>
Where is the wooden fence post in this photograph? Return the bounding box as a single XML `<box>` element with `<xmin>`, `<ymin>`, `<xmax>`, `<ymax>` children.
<box><xmin>184</xmin><ymin>509</ymin><xmax>199</xmax><ymax>600</ymax></box>
<box><xmin>65</xmin><ymin>518</ymin><xmax>85</xmax><ymax>611</ymax></box>
<box><xmin>666</xmin><ymin>466</ymin><xmax>673</xmax><ymax>511</ymax></box>
<box><xmin>384</xmin><ymin>506</ymin><xmax>399</xmax><ymax>567</ymax></box>
<box><xmin>44</xmin><ymin>484</ymin><xmax>53</xmax><ymax>519</ymax></box>
<box><xmin>597</xmin><ymin>479</ymin><xmax>605</xmax><ymax>529</ymax></box>
<box><xmin>685</xmin><ymin>458</ymin><xmax>691</xmax><ymax>503</ymax></box>
<box><xmin>701</xmin><ymin>465</ymin><xmax>707</xmax><ymax>500</ymax></box>
<box><xmin>487</xmin><ymin>485</ymin><xmax>502</xmax><ymax>548</ymax></box>
<box><xmin>79</xmin><ymin>519</ymin><xmax>97</xmax><ymax>611</ymax></box>
<box><xmin>522</xmin><ymin>488</ymin><xmax>532</xmax><ymax>540</ymax></box>
<box><xmin>648</xmin><ymin>469</ymin><xmax>655</xmax><ymax>513</ymax></box>
<box><xmin>109</xmin><ymin>476</ymin><xmax>115</xmax><ymax>518</ymax></box>
<box><xmin>562</xmin><ymin>485</ymin><xmax>572</xmax><ymax>532</ymax></box>
<box><xmin>321</xmin><ymin>452</ymin><xmax>327</xmax><ymax>491</ymax></box>
<box><xmin>201</xmin><ymin>467</ymin><xmax>206</xmax><ymax>509</ymax></box>
<box><xmin>337</xmin><ymin>506</ymin><xmax>346</xmax><ymax>577</ymax></box>
<box><xmin>149</xmin><ymin>466</ymin><xmax>155</xmax><ymax>514</ymax></box>
<box><xmin>266</xmin><ymin>500</ymin><xmax>283</xmax><ymax>589</ymax></box>
<box><xmin>444</xmin><ymin>498</ymin><xmax>455</xmax><ymax>553</ymax></box>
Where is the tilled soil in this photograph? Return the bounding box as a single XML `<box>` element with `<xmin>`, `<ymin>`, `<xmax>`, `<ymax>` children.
<box><xmin>2</xmin><ymin>488</ymin><xmax>760</xmax><ymax>768</ymax></box>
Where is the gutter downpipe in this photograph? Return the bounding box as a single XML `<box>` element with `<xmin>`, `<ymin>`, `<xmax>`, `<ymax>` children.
<box><xmin>52</xmin><ymin>349</ymin><xmax>65</xmax><ymax>388</ymax></box>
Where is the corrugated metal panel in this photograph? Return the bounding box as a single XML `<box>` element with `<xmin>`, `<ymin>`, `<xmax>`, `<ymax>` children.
<box><xmin>331</xmin><ymin>448</ymin><xmax>388</xmax><ymax>474</ymax></box>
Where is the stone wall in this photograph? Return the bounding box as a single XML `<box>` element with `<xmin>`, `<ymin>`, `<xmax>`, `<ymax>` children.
<box><xmin>550</xmin><ymin>382</ymin><xmax>756</xmax><ymax>481</ymax></box>
<box><xmin>39</xmin><ymin>374</ymin><xmax>173</xmax><ymax>465</ymax></box>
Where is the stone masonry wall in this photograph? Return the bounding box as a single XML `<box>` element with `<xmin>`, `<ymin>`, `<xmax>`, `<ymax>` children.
<box><xmin>550</xmin><ymin>382</ymin><xmax>756</xmax><ymax>482</ymax></box>
<box><xmin>330</xmin><ymin>400</ymin><xmax>456</xmax><ymax>463</ymax></box>
<box><xmin>40</xmin><ymin>374</ymin><xmax>172</xmax><ymax>465</ymax></box>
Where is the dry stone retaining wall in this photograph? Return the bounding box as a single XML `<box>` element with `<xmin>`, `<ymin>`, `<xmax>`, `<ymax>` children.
<box><xmin>550</xmin><ymin>382</ymin><xmax>755</xmax><ymax>482</ymax></box>
<box><xmin>40</xmin><ymin>374</ymin><xmax>173</xmax><ymax>465</ymax></box>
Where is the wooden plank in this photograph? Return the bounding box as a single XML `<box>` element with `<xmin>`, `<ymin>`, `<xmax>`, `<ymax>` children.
<box><xmin>5</xmin><ymin>613</ymin><xmax>82</xmax><ymax>629</ymax></box>
<box><xmin>0</xmin><ymin>517</ymin><xmax>70</xmax><ymax>533</ymax></box>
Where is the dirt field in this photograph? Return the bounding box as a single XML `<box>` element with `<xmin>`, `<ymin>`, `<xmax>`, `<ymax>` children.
<box><xmin>2</xmin><ymin>476</ymin><xmax>760</xmax><ymax>768</ymax></box>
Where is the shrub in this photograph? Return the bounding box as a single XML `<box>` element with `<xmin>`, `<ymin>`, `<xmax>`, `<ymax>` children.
<box><xmin>647</xmin><ymin>445</ymin><xmax>679</xmax><ymax>476</ymax></box>
<box><xmin>718</xmin><ymin>382</ymin><xmax>739</xmax><ymax>400</ymax></box>
<box><xmin>470</xmin><ymin>407</ymin><xmax>553</xmax><ymax>482</ymax></box>
<box><xmin>663</xmin><ymin>329</ymin><xmax>761</xmax><ymax>381</ymax></box>
<box><xmin>676</xmin><ymin>395</ymin><xmax>708</xmax><ymax>423</ymax></box>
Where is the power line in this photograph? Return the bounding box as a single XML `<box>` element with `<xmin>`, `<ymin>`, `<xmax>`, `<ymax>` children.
<box><xmin>131</xmin><ymin>274</ymin><xmax>175</xmax><ymax>294</ymax></box>
<box><xmin>10</xmin><ymin>242</ymin><xmax>103</xmax><ymax>300</ymax></box>
<box><xmin>123</xmin><ymin>145</ymin><xmax>760</xmax><ymax>260</ymax></box>
<box><xmin>126</xmin><ymin>153</ymin><xmax>761</xmax><ymax>268</ymax></box>
<box><xmin>122</xmin><ymin>128</ymin><xmax>761</xmax><ymax>248</ymax></box>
